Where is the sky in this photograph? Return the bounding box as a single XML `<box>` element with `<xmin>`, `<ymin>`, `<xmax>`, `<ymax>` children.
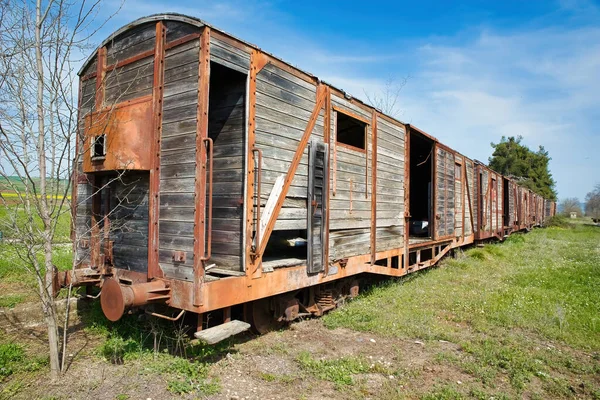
<box><xmin>91</xmin><ymin>0</ymin><xmax>600</xmax><ymax>201</ymax></box>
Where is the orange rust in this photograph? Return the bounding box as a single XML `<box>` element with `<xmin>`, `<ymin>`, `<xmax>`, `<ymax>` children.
<box><xmin>105</xmin><ymin>48</ymin><xmax>154</xmax><ymax>73</ymax></box>
<box><xmin>331</xmin><ymin>105</ymin><xmax>371</xmax><ymax>125</ymax></box>
<box><xmin>253</xmin><ymin>85</ymin><xmax>327</xmax><ymax>262</ymax></box>
<box><xmin>165</xmin><ymin>32</ymin><xmax>201</xmax><ymax>50</ymax></box>
<box><xmin>323</xmin><ymin>87</ymin><xmax>331</xmax><ymax>274</ymax></box>
<box><xmin>245</xmin><ymin>50</ymin><xmax>261</xmax><ymax>280</ymax></box>
<box><xmin>370</xmin><ymin>110</ymin><xmax>377</xmax><ymax>265</ymax></box>
<box><xmin>94</xmin><ymin>46</ymin><xmax>106</xmax><ymax>110</ymax></box>
<box><xmin>148</xmin><ymin>22</ymin><xmax>166</xmax><ymax>280</ymax></box>
<box><xmin>193</xmin><ymin>27</ymin><xmax>211</xmax><ymax>307</ymax></box>
<box><xmin>82</xmin><ymin>98</ymin><xmax>154</xmax><ymax>172</ymax></box>
<box><xmin>100</xmin><ymin>279</ymin><xmax>170</xmax><ymax>322</ymax></box>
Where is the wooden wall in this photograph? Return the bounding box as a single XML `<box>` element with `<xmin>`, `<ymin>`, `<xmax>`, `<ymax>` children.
<box><xmin>506</xmin><ymin>179</ymin><xmax>517</xmax><ymax>227</ymax></box>
<box><xmin>435</xmin><ymin>146</ymin><xmax>455</xmax><ymax>238</ymax></box>
<box><xmin>464</xmin><ymin>158</ymin><xmax>475</xmax><ymax>236</ymax></box>
<box><xmin>375</xmin><ymin>117</ymin><xmax>405</xmax><ymax>252</ymax></box>
<box><xmin>157</xmin><ymin>34</ymin><xmax>201</xmax><ymax>281</ymax></box>
<box><xmin>454</xmin><ymin>156</ymin><xmax>464</xmax><ymax>238</ymax></box>
<box><xmin>108</xmin><ymin>172</ymin><xmax>150</xmax><ymax>273</ymax></box>
<box><xmin>329</xmin><ymin>96</ymin><xmax>372</xmax><ymax>260</ymax></box>
<box><xmin>104</xmin><ymin>23</ymin><xmax>155</xmax><ymax>104</ymax></box>
<box><xmin>74</xmin><ymin>60</ymin><xmax>97</xmax><ymax>267</ymax></box>
<box><xmin>479</xmin><ymin>167</ymin><xmax>489</xmax><ymax>232</ymax></box>
<box><xmin>207</xmin><ymin>62</ymin><xmax>247</xmax><ymax>270</ymax></box>
<box><xmin>254</xmin><ymin>63</ymin><xmax>323</xmax><ymax>232</ymax></box>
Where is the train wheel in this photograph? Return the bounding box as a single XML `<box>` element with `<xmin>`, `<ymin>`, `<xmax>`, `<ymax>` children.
<box><xmin>248</xmin><ymin>298</ymin><xmax>283</xmax><ymax>334</ymax></box>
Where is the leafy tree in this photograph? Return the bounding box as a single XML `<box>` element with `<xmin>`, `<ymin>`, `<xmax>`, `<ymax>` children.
<box><xmin>559</xmin><ymin>197</ymin><xmax>582</xmax><ymax>216</ymax></box>
<box><xmin>585</xmin><ymin>183</ymin><xmax>600</xmax><ymax>220</ymax></box>
<box><xmin>488</xmin><ymin>136</ymin><xmax>557</xmax><ymax>200</ymax></box>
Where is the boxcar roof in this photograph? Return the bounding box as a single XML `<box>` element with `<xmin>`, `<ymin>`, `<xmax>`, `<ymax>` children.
<box><xmin>79</xmin><ymin>13</ymin><xmax>414</xmax><ymax>132</ymax></box>
<box><xmin>80</xmin><ymin>13</ymin><xmax>553</xmax><ymax>202</ymax></box>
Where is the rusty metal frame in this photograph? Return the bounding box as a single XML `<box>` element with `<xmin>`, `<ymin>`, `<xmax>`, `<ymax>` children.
<box><xmin>94</xmin><ymin>46</ymin><xmax>106</xmax><ymax>110</ymax></box>
<box><xmin>370</xmin><ymin>110</ymin><xmax>378</xmax><ymax>265</ymax></box>
<box><xmin>460</xmin><ymin>157</ymin><xmax>466</xmax><ymax>240</ymax></box>
<box><xmin>323</xmin><ymin>87</ymin><xmax>331</xmax><ymax>273</ymax></box>
<box><xmin>252</xmin><ymin>84</ymin><xmax>328</xmax><ymax>264</ymax></box>
<box><xmin>193</xmin><ymin>26</ymin><xmax>211</xmax><ymax>306</ymax></box>
<box><xmin>105</xmin><ymin>49</ymin><xmax>154</xmax><ymax>74</ymax></box>
<box><xmin>245</xmin><ymin>49</ymin><xmax>270</xmax><ymax>280</ymax></box>
<box><xmin>148</xmin><ymin>21</ymin><xmax>166</xmax><ymax>280</ymax></box>
<box><xmin>464</xmin><ymin>158</ymin><xmax>475</xmax><ymax>235</ymax></box>
<box><xmin>165</xmin><ymin>32</ymin><xmax>202</xmax><ymax>50</ymax></box>
<box><xmin>331</xmin><ymin>105</ymin><xmax>371</xmax><ymax>125</ymax></box>
<box><xmin>201</xmin><ymin>137</ymin><xmax>214</xmax><ymax>261</ymax></box>
<box><xmin>403</xmin><ymin>124</ymin><xmax>411</xmax><ymax>270</ymax></box>
<box><xmin>332</xmin><ymin>110</ymin><xmax>338</xmax><ymax>196</ymax></box>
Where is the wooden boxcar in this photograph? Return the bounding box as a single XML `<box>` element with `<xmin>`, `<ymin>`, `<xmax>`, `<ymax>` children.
<box><xmin>474</xmin><ymin>162</ymin><xmax>503</xmax><ymax>240</ymax></box>
<box><xmin>58</xmin><ymin>13</ymin><xmax>556</xmax><ymax>338</ymax></box>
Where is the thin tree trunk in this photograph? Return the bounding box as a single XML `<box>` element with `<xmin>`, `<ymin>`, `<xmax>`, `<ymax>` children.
<box><xmin>35</xmin><ymin>0</ymin><xmax>61</xmax><ymax>380</ymax></box>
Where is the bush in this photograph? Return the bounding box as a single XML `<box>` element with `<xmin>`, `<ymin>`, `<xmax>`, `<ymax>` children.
<box><xmin>544</xmin><ymin>215</ymin><xmax>574</xmax><ymax>228</ymax></box>
<box><xmin>99</xmin><ymin>337</ymin><xmax>139</xmax><ymax>364</ymax></box>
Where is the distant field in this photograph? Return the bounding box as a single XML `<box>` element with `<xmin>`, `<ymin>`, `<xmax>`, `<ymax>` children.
<box><xmin>0</xmin><ymin>176</ymin><xmax>70</xmax><ymax>202</ymax></box>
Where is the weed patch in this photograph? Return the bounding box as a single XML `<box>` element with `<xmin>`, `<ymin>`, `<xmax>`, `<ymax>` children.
<box><xmin>324</xmin><ymin>224</ymin><xmax>600</xmax><ymax>398</ymax></box>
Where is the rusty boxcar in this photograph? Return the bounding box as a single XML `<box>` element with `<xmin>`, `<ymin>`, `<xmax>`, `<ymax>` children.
<box><xmin>57</xmin><ymin>13</ymin><xmax>556</xmax><ymax>340</ymax></box>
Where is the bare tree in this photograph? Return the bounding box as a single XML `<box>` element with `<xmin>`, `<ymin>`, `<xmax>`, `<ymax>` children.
<box><xmin>584</xmin><ymin>183</ymin><xmax>600</xmax><ymax>220</ymax></box>
<box><xmin>0</xmin><ymin>0</ymin><xmax>118</xmax><ymax>379</ymax></box>
<box><xmin>559</xmin><ymin>197</ymin><xmax>582</xmax><ymax>216</ymax></box>
<box><xmin>364</xmin><ymin>75</ymin><xmax>408</xmax><ymax>118</ymax></box>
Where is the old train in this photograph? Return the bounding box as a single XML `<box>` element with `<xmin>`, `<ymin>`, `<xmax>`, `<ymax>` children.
<box><xmin>56</xmin><ymin>13</ymin><xmax>556</xmax><ymax>340</ymax></box>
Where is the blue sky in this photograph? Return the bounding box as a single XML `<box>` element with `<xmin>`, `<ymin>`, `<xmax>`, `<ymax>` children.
<box><xmin>95</xmin><ymin>0</ymin><xmax>599</xmax><ymax>201</ymax></box>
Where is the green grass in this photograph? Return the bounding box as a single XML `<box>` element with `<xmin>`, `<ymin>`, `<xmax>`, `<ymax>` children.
<box><xmin>296</xmin><ymin>351</ymin><xmax>394</xmax><ymax>389</ymax></box>
<box><xmin>0</xmin><ymin>203</ymin><xmax>71</xmax><ymax>242</ymax></box>
<box><xmin>0</xmin><ymin>343</ymin><xmax>48</xmax><ymax>381</ymax></box>
<box><xmin>0</xmin><ymin>243</ymin><xmax>73</xmax><ymax>307</ymax></box>
<box><xmin>77</xmin><ymin>301</ymin><xmax>224</xmax><ymax>396</ymax></box>
<box><xmin>324</xmin><ymin>224</ymin><xmax>600</xmax><ymax>397</ymax></box>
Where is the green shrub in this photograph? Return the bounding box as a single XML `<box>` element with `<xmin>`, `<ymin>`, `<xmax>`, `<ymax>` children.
<box><xmin>0</xmin><ymin>343</ymin><xmax>24</xmax><ymax>378</ymax></box>
<box><xmin>544</xmin><ymin>215</ymin><xmax>574</xmax><ymax>228</ymax></box>
<box><xmin>99</xmin><ymin>337</ymin><xmax>139</xmax><ymax>364</ymax></box>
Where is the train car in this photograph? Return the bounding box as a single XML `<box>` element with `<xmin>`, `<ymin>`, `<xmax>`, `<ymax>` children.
<box><xmin>474</xmin><ymin>162</ymin><xmax>503</xmax><ymax>240</ymax></box>
<box><xmin>404</xmin><ymin>125</ymin><xmax>477</xmax><ymax>267</ymax></box>
<box><xmin>57</xmin><ymin>13</ymin><xmax>555</xmax><ymax>340</ymax></box>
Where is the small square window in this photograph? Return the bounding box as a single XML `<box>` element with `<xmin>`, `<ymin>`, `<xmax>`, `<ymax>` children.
<box><xmin>336</xmin><ymin>112</ymin><xmax>366</xmax><ymax>151</ymax></box>
<box><xmin>91</xmin><ymin>134</ymin><xmax>106</xmax><ymax>159</ymax></box>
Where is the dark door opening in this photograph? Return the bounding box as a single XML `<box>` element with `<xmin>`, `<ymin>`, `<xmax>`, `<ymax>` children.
<box><xmin>409</xmin><ymin>130</ymin><xmax>434</xmax><ymax>239</ymax></box>
<box><xmin>207</xmin><ymin>62</ymin><xmax>247</xmax><ymax>271</ymax></box>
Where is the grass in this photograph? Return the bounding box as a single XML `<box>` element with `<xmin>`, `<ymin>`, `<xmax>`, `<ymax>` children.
<box><xmin>296</xmin><ymin>351</ymin><xmax>396</xmax><ymax>390</ymax></box>
<box><xmin>324</xmin><ymin>223</ymin><xmax>600</xmax><ymax>398</ymax></box>
<box><xmin>0</xmin><ymin>203</ymin><xmax>71</xmax><ymax>242</ymax></box>
<box><xmin>0</xmin><ymin>243</ymin><xmax>73</xmax><ymax>307</ymax></box>
<box><xmin>78</xmin><ymin>301</ymin><xmax>224</xmax><ymax>396</ymax></box>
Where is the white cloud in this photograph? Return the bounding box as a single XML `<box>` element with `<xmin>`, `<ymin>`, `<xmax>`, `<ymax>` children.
<box><xmin>89</xmin><ymin>0</ymin><xmax>599</xmax><ymax>199</ymax></box>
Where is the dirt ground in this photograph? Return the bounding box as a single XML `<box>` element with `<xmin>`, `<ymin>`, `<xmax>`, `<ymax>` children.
<box><xmin>0</xmin><ymin>314</ymin><xmax>481</xmax><ymax>400</ymax></box>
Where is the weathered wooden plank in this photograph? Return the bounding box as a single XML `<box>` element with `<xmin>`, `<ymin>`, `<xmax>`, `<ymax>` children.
<box><xmin>165</xmin><ymin>20</ymin><xmax>202</xmax><ymax>42</ymax></box>
<box><xmin>194</xmin><ymin>320</ymin><xmax>251</xmax><ymax>345</ymax></box>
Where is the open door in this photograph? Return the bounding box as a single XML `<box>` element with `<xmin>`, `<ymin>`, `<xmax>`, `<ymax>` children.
<box><xmin>434</xmin><ymin>144</ymin><xmax>455</xmax><ymax>239</ymax></box>
<box><xmin>307</xmin><ymin>139</ymin><xmax>328</xmax><ymax>274</ymax></box>
<box><xmin>408</xmin><ymin>129</ymin><xmax>434</xmax><ymax>241</ymax></box>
